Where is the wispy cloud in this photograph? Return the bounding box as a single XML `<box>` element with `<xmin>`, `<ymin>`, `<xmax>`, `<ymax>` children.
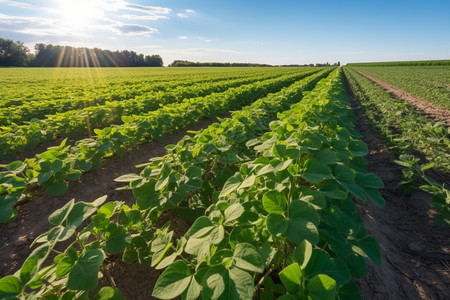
<box><xmin>177</xmin><ymin>9</ymin><xmax>196</xmax><ymax>18</ymax></box>
<box><xmin>0</xmin><ymin>13</ymin><xmax>80</xmax><ymax>36</ymax></box>
<box><xmin>119</xmin><ymin>3</ymin><xmax>171</xmax><ymax>21</ymax></box>
<box><xmin>164</xmin><ymin>48</ymin><xmax>245</xmax><ymax>55</ymax></box>
<box><xmin>120</xmin><ymin>14</ymin><xmax>168</xmax><ymax>21</ymax></box>
<box><xmin>112</xmin><ymin>24</ymin><xmax>157</xmax><ymax>36</ymax></box>
<box><xmin>0</xmin><ymin>0</ymin><xmax>36</xmax><ymax>9</ymax></box>
<box><xmin>179</xmin><ymin>36</ymin><xmax>189</xmax><ymax>40</ymax></box>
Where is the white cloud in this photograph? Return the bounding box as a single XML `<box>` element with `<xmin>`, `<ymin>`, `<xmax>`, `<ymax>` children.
<box><xmin>109</xmin><ymin>23</ymin><xmax>158</xmax><ymax>36</ymax></box>
<box><xmin>177</xmin><ymin>9</ymin><xmax>195</xmax><ymax>18</ymax></box>
<box><xmin>179</xmin><ymin>36</ymin><xmax>189</xmax><ymax>40</ymax></box>
<box><xmin>118</xmin><ymin>3</ymin><xmax>171</xmax><ymax>20</ymax></box>
<box><xmin>120</xmin><ymin>14</ymin><xmax>168</xmax><ymax>21</ymax></box>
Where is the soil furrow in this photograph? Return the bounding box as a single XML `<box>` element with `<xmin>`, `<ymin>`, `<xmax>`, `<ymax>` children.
<box><xmin>353</xmin><ymin>69</ymin><xmax>450</xmax><ymax>126</ymax></box>
<box><xmin>346</xmin><ymin>79</ymin><xmax>450</xmax><ymax>300</ymax></box>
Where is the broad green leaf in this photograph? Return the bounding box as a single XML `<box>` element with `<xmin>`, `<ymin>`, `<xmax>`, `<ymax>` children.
<box><xmin>302</xmin><ymin>159</ymin><xmax>333</xmax><ymax>183</ymax></box>
<box><xmin>202</xmin><ymin>266</ymin><xmax>254</xmax><ymax>300</ymax></box>
<box><xmin>59</xmin><ymin>202</ymin><xmax>98</xmax><ymax>241</ymax></box>
<box><xmin>338</xmin><ymin>181</ymin><xmax>367</xmax><ymax>201</ymax></box>
<box><xmin>272</xmin><ymin>144</ymin><xmax>287</xmax><ymax>158</ymax></box>
<box><xmin>334</xmin><ymin>165</ymin><xmax>355</xmax><ymax>182</ymax></box>
<box><xmin>351</xmin><ymin>236</ymin><xmax>381</xmax><ymax>266</ymax></box>
<box><xmin>56</xmin><ymin>255</ymin><xmax>77</xmax><ymax>279</ymax></box>
<box><xmin>296</xmin><ymin>186</ymin><xmax>327</xmax><ymax>209</ymax></box>
<box><xmin>337</xmin><ymin>281</ymin><xmax>362</xmax><ymax>300</ymax></box>
<box><xmin>184</xmin><ymin>276</ymin><xmax>202</xmax><ymax>300</ymax></box>
<box><xmin>229</xmin><ymin>227</ymin><xmax>256</xmax><ymax>249</ymax></box>
<box><xmin>316</xmin><ymin>149</ymin><xmax>337</xmax><ymax>165</ymax></box>
<box><xmin>266</xmin><ymin>213</ymin><xmax>288</xmax><ymax>236</ymax></box>
<box><xmin>262</xmin><ymin>190</ymin><xmax>287</xmax><ymax>215</ymax></box>
<box><xmin>320</xmin><ymin>184</ymin><xmax>347</xmax><ymax>200</ymax></box>
<box><xmin>224</xmin><ymin>203</ymin><xmax>244</xmax><ymax>224</ymax></box>
<box><xmin>37</xmin><ymin>171</ymin><xmax>53</xmax><ymax>184</ymax></box>
<box><xmin>185</xmin><ymin>216</ymin><xmax>213</xmax><ymax>239</ymax></box>
<box><xmin>279</xmin><ymin>263</ymin><xmax>302</xmax><ymax>293</ymax></box>
<box><xmin>152</xmin><ymin>261</ymin><xmax>192</xmax><ymax>299</ymax></box>
<box><xmin>307</xmin><ymin>274</ymin><xmax>336</xmax><ymax>300</ymax></box>
<box><xmin>114</xmin><ymin>173</ymin><xmax>141</xmax><ymax>182</ymax></box>
<box><xmin>133</xmin><ymin>180</ymin><xmax>158</xmax><ymax>209</ymax></box>
<box><xmin>151</xmin><ymin>232</ymin><xmax>173</xmax><ymax>267</ymax></box>
<box><xmin>285</xmin><ymin>200</ymin><xmax>319</xmax><ymax>245</ymax></box>
<box><xmin>65</xmin><ymin>170</ymin><xmax>82</xmax><ymax>181</ymax></box>
<box><xmin>46</xmin><ymin>182</ymin><xmax>68</xmax><ymax>196</ymax></box>
<box><xmin>344</xmin><ymin>254</ymin><xmax>367</xmax><ymax>278</ymax></box>
<box><xmin>292</xmin><ymin>240</ymin><xmax>313</xmax><ymax>269</ymax></box>
<box><xmin>304</xmin><ymin>249</ymin><xmax>351</xmax><ymax>286</ymax></box>
<box><xmin>51</xmin><ymin>160</ymin><xmax>64</xmax><ymax>173</ymax></box>
<box><xmin>355</xmin><ymin>173</ymin><xmax>384</xmax><ymax>189</ymax></box>
<box><xmin>67</xmin><ymin>249</ymin><xmax>105</xmax><ymax>290</ymax></box>
<box><xmin>121</xmin><ymin>115</ymin><xmax>134</xmax><ymax>123</ymax></box>
<box><xmin>219</xmin><ymin>173</ymin><xmax>243</xmax><ymax>197</ymax></box>
<box><xmin>232</xmin><ymin>243</ymin><xmax>264</xmax><ymax>273</ymax></box>
<box><xmin>348</xmin><ymin>141</ymin><xmax>368</xmax><ymax>157</ymax></box>
<box><xmin>93</xmin><ymin>287</ymin><xmax>125</xmax><ymax>300</ymax></box>
<box><xmin>20</xmin><ymin>244</ymin><xmax>51</xmax><ymax>286</ymax></box>
<box><xmin>103</xmin><ymin>223</ymin><xmax>131</xmax><ymax>254</ymax></box>
<box><xmin>0</xmin><ymin>275</ymin><xmax>21</xmax><ymax>298</ymax></box>
<box><xmin>0</xmin><ymin>205</ymin><xmax>16</xmax><ymax>223</ymax></box>
<box><xmin>363</xmin><ymin>187</ymin><xmax>386</xmax><ymax>208</ymax></box>
<box><xmin>184</xmin><ymin>166</ymin><xmax>203</xmax><ymax>190</ymax></box>
<box><xmin>239</xmin><ymin>174</ymin><xmax>256</xmax><ymax>189</ymax></box>
<box><xmin>219</xmin><ymin>150</ymin><xmax>238</xmax><ymax>164</ymax></box>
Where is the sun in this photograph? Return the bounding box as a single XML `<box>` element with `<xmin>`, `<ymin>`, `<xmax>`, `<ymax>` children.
<box><xmin>57</xmin><ymin>0</ymin><xmax>103</xmax><ymax>34</ymax></box>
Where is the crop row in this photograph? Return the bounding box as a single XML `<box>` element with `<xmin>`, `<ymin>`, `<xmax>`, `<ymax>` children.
<box><xmin>349</xmin><ymin>66</ymin><xmax>450</xmax><ymax>110</ymax></box>
<box><xmin>0</xmin><ymin>69</ymin><xmax>385</xmax><ymax>299</ymax></box>
<box><xmin>0</xmin><ymin>68</ymin><xmax>285</xmax><ymax>110</ymax></box>
<box><xmin>0</xmin><ymin>69</ymin><xmax>326</xmax><ymax>223</ymax></box>
<box><xmin>0</xmin><ymin>69</ymin><xmax>293</xmax><ymax>126</ymax></box>
<box><xmin>0</xmin><ymin>69</ymin><xmax>317</xmax><ymax>159</ymax></box>
<box><xmin>344</xmin><ymin>67</ymin><xmax>449</xmax><ymax>227</ymax></box>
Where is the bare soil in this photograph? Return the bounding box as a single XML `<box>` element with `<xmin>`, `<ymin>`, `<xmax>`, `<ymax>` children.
<box><xmin>354</xmin><ymin>70</ymin><xmax>450</xmax><ymax>126</ymax></box>
<box><xmin>348</xmin><ymin>83</ymin><xmax>450</xmax><ymax>300</ymax></box>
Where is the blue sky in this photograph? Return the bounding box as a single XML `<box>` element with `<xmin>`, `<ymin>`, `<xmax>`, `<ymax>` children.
<box><xmin>0</xmin><ymin>0</ymin><xmax>449</xmax><ymax>65</ymax></box>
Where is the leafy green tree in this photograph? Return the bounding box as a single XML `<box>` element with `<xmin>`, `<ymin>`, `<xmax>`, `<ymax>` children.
<box><xmin>0</xmin><ymin>38</ymin><xmax>30</xmax><ymax>66</ymax></box>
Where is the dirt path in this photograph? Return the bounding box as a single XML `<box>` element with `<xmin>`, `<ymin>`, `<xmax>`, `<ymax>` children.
<box><xmin>354</xmin><ymin>70</ymin><xmax>450</xmax><ymax>126</ymax></box>
<box><xmin>0</xmin><ymin>116</ymin><xmax>224</xmax><ymax>278</ymax></box>
<box><xmin>348</xmin><ymin>83</ymin><xmax>450</xmax><ymax>299</ymax></box>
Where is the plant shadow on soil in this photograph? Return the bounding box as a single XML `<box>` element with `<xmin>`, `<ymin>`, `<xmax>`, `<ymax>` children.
<box><xmin>346</xmin><ymin>77</ymin><xmax>450</xmax><ymax>300</ymax></box>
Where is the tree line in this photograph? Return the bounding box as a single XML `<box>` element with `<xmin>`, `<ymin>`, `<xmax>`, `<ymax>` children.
<box><xmin>168</xmin><ymin>60</ymin><xmax>273</xmax><ymax>67</ymax></box>
<box><xmin>0</xmin><ymin>38</ymin><xmax>163</xmax><ymax>67</ymax></box>
<box><xmin>169</xmin><ymin>60</ymin><xmax>340</xmax><ymax>67</ymax></box>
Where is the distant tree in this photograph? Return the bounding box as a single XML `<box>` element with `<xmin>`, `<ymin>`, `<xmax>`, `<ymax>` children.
<box><xmin>144</xmin><ymin>54</ymin><xmax>163</xmax><ymax>66</ymax></box>
<box><xmin>0</xmin><ymin>38</ymin><xmax>30</xmax><ymax>66</ymax></box>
